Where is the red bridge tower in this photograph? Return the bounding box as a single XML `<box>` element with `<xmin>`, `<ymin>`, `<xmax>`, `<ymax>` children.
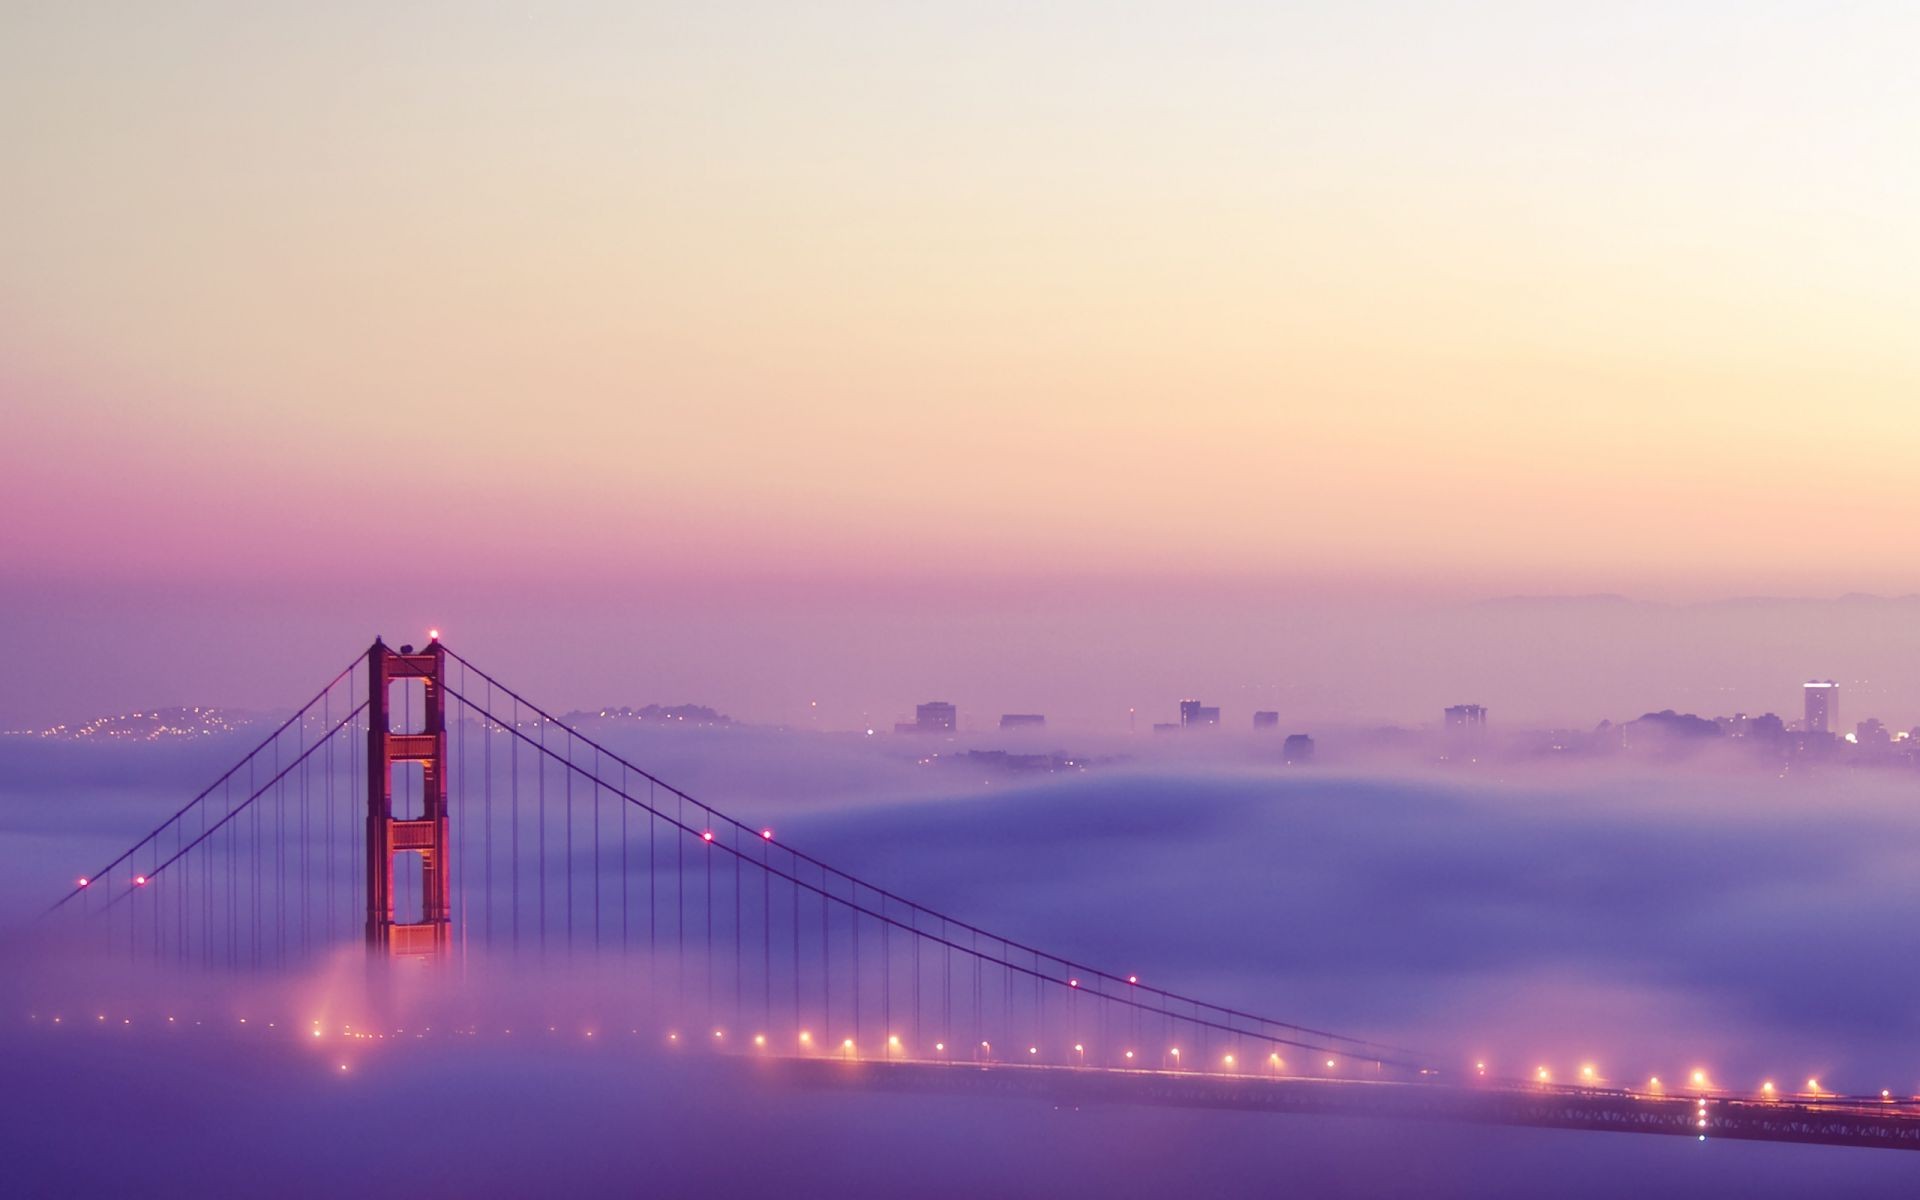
<box><xmin>365</xmin><ymin>638</ymin><xmax>451</xmax><ymax>956</ymax></box>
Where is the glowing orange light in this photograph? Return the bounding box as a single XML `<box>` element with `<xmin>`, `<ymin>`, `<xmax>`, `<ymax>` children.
<box><xmin>701</xmin><ymin>831</ymin><xmax>714</xmax><ymax>843</ymax></box>
<box><xmin>76</xmin><ymin>877</ymin><xmax>89</xmax><ymax>888</ymax></box>
<box><xmin>799</xmin><ymin>1031</ymin><xmax>811</xmax><ymax>1043</ymax></box>
<box><xmin>1125</xmin><ymin>1051</ymin><xmax>1135</xmax><ymax>1060</ymax></box>
<box><xmin>427</xmin><ymin>629</ymin><xmax>441</xmax><ymax>641</ymax></box>
<box><xmin>134</xmin><ymin>875</ymin><xmax>147</xmax><ymax>886</ymax></box>
<box><xmin>760</xmin><ymin>829</ymin><xmax>773</xmax><ymax>840</ymax></box>
<box><xmin>1127</xmin><ymin>975</ymin><xmax>1138</xmax><ymax>985</ymax></box>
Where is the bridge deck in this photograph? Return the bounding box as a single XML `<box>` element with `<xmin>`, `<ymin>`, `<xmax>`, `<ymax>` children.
<box><xmin>756</xmin><ymin>1057</ymin><xmax>1920</xmax><ymax>1153</ymax></box>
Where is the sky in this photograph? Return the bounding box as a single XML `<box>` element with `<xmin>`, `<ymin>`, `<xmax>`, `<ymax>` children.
<box><xmin>4</xmin><ymin>2</ymin><xmax>1920</xmax><ymax>722</ymax></box>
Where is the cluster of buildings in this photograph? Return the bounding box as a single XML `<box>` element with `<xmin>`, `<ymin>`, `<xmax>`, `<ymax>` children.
<box><xmin>1611</xmin><ymin>680</ymin><xmax>1878</xmax><ymax>756</ymax></box>
<box><xmin>896</xmin><ymin>702</ymin><xmax>1048</xmax><ymax>733</ymax></box>
<box><xmin>1630</xmin><ymin>678</ymin><xmax>1919</xmax><ymax>763</ymax></box>
<box><xmin>1440</xmin><ymin>679</ymin><xmax>1920</xmax><ymax>768</ymax></box>
<box><xmin>1149</xmin><ymin>698</ymin><xmax>1315</xmax><ymax>762</ymax></box>
<box><xmin>894</xmin><ymin>696</ymin><xmax>1319</xmax><ymax>762</ymax></box>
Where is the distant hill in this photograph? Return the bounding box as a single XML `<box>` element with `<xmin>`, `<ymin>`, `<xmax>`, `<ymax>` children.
<box><xmin>566</xmin><ymin>704</ymin><xmax>735</xmax><ymax>727</ymax></box>
<box><xmin>3</xmin><ymin>706</ymin><xmax>259</xmax><ymax>741</ymax></box>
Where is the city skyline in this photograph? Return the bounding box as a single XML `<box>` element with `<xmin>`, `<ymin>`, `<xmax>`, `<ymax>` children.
<box><xmin>11</xmin><ymin>661</ymin><xmax>1910</xmax><ymax>759</ymax></box>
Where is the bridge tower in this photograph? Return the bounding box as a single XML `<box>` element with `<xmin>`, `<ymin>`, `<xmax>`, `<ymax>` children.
<box><xmin>365</xmin><ymin>638</ymin><xmax>451</xmax><ymax>957</ymax></box>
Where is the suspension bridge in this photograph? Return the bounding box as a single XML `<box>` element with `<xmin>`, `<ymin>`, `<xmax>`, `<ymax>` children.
<box><xmin>34</xmin><ymin>637</ymin><xmax>1920</xmax><ymax>1153</ymax></box>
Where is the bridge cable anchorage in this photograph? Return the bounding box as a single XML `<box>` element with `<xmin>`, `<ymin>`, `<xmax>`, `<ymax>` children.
<box><xmin>43</xmin><ymin>655</ymin><xmax>363</xmax><ymax>917</ymax></box>
<box><xmin>437</xmin><ymin>677</ymin><xmax>1431</xmax><ymax>1072</ymax></box>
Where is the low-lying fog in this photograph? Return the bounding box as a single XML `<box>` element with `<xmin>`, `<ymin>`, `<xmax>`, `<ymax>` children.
<box><xmin>4</xmin><ymin>727</ymin><xmax>1918</xmax><ymax>1196</ymax></box>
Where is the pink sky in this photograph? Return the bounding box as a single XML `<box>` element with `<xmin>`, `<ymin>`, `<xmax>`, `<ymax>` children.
<box><xmin>4</xmin><ymin>3</ymin><xmax>1919</xmax><ymax>724</ymax></box>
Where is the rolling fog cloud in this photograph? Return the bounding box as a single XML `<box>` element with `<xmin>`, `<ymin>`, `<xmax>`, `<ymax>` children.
<box><xmin>5</xmin><ymin>730</ymin><xmax>1919</xmax><ymax>1195</ymax></box>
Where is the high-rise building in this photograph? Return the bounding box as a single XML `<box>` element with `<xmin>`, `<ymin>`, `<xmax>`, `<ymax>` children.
<box><xmin>1444</xmin><ymin>704</ymin><xmax>1488</xmax><ymax>730</ymax></box>
<box><xmin>1253</xmin><ymin>711</ymin><xmax>1280</xmax><ymax>730</ymax></box>
<box><xmin>1196</xmin><ymin>705</ymin><xmax>1220</xmax><ymax>727</ymax></box>
<box><xmin>999</xmin><ymin>713</ymin><xmax>1045</xmax><ymax>730</ymax></box>
<box><xmin>1283</xmin><ymin>733</ymin><xmax>1315</xmax><ymax>764</ymax></box>
<box><xmin>1179</xmin><ymin>699</ymin><xmax>1203</xmax><ymax>727</ymax></box>
<box><xmin>1803</xmin><ymin>680</ymin><xmax>1838</xmax><ymax>735</ymax></box>
<box><xmin>895</xmin><ymin>701</ymin><xmax>956</xmax><ymax>734</ymax></box>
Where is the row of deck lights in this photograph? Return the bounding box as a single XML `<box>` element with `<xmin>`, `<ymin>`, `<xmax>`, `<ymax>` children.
<box><xmin>1515</xmin><ymin>1061</ymin><xmax>1897</xmax><ymax>1102</ymax></box>
<box><xmin>33</xmin><ymin>1011</ymin><xmax>1917</xmax><ymax>1106</ymax></box>
<box><xmin>99</xmin><ymin>1007</ymin><xmax>1899</xmax><ymax>1100</ymax></box>
<box><xmin>666</xmin><ymin>1027</ymin><xmax>1331</xmax><ymax>1074</ymax></box>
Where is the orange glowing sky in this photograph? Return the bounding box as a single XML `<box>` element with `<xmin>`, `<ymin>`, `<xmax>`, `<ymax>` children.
<box><xmin>4</xmin><ymin>3</ymin><xmax>1920</xmax><ymax>600</ymax></box>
